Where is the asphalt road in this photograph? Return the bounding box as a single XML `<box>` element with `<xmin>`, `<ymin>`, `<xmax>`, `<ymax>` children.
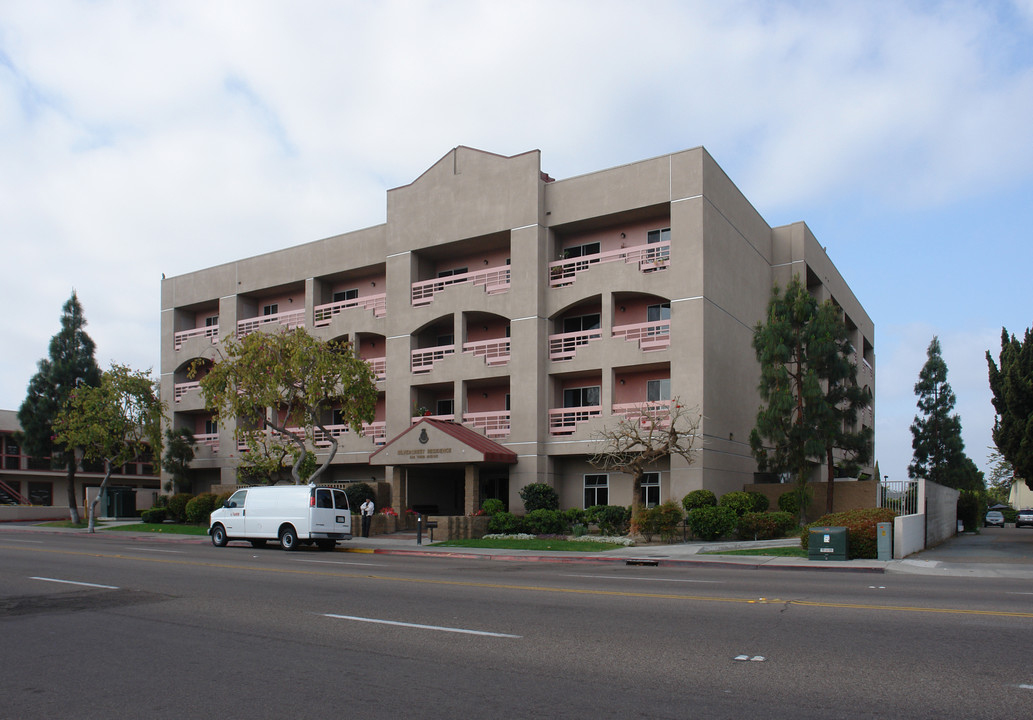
<box><xmin>2</xmin><ymin>530</ymin><xmax>1032</xmax><ymax>719</ymax></box>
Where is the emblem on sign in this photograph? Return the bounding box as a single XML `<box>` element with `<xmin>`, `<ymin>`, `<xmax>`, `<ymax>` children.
<box><xmin>419</xmin><ymin>428</ymin><xmax>429</xmax><ymax>444</ymax></box>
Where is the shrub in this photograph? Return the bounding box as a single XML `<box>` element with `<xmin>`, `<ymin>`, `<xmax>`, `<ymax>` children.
<box><xmin>777</xmin><ymin>486</ymin><xmax>813</xmax><ymax>517</ymax></box>
<box><xmin>686</xmin><ymin>506</ymin><xmax>737</xmax><ymax>540</ymax></box>
<box><xmin>587</xmin><ymin>505</ymin><xmax>631</xmax><ymax>535</ymax></box>
<box><xmin>682</xmin><ymin>489</ymin><xmax>717</xmax><ymax>511</ymax></box>
<box><xmin>800</xmin><ymin>508</ymin><xmax>897</xmax><ymax>559</ymax></box>
<box><xmin>747</xmin><ymin>491</ymin><xmax>770</xmax><ymax>513</ymax></box>
<box><xmin>718</xmin><ymin>491</ymin><xmax>756</xmax><ymax>517</ymax></box>
<box><xmin>345</xmin><ymin>482</ymin><xmax>376</xmax><ymax>510</ymax></box>
<box><xmin>957</xmin><ymin>490</ymin><xmax>980</xmax><ymax>531</ymax></box>
<box><xmin>185</xmin><ymin>493</ymin><xmax>219</xmax><ymax>525</ymax></box>
<box><xmin>561</xmin><ymin>507</ymin><xmax>587</xmax><ymax>529</ymax></box>
<box><xmin>166</xmin><ymin>493</ymin><xmax>193</xmax><ymax>523</ymax></box>
<box><xmin>653</xmin><ymin>501</ymin><xmax>685</xmax><ymax>543</ymax></box>
<box><xmin>487</xmin><ymin>511</ymin><xmax>525</xmax><ymax>534</ymax></box>
<box><xmin>518</xmin><ymin>483</ymin><xmax>559</xmax><ymax>513</ymax></box>
<box><xmin>524</xmin><ymin>509</ymin><xmax>565</xmax><ymax>535</ymax></box>
<box><xmin>635</xmin><ymin>506</ymin><xmax>659</xmax><ymax>542</ymax></box>
<box><xmin>481</xmin><ymin>498</ymin><xmax>505</xmax><ymax>516</ymax></box>
<box><xmin>141</xmin><ymin>507</ymin><xmax>166</xmax><ymax>524</ymax></box>
<box><xmin>737</xmin><ymin>511</ymin><xmax>798</xmax><ymax>540</ymax></box>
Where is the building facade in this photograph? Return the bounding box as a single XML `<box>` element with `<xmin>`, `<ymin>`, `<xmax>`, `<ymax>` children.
<box><xmin>160</xmin><ymin>146</ymin><xmax>875</xmax><ymax>514</ymax></box>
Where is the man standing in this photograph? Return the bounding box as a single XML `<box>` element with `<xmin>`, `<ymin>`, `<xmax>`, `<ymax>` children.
<box><xmin>360</xmin><ymin>497</ymin><xmax>374</xmax><ymax>538</ymax></box>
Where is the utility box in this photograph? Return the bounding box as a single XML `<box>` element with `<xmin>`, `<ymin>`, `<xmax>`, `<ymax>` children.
<box><xmin>877</xmin><ymin>521</ymin><xmax>893</xmax><ymax>561</ymax></box>
<box><xmin>808</xmin><ymin>526</ymin><xmax>848</xmax><ymax>561</ymax></box>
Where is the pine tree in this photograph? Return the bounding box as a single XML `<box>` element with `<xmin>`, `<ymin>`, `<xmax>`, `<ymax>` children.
<box><xmin>750</xmin><ymin>277</ymin><xmax>871</xmax><ymax>517</ymax></box>
<box><xmin>987</xmin><ymin>327</ymin><xmax>1033</xmax><ymax>491</ymax></box>
<box><xmin>909</xmin><ymin>337</ymin><xmax>980</xmax><ymax>490</ymax></box>
<box><xmin>17</xmin><ymin>292</ymin><xmax>102</xmax><ymax>523</ymax></box>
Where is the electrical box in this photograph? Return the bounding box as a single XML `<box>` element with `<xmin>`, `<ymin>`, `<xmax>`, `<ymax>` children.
<box><xmin>877</xmin><ymin>521</ymin><xmax>893</xmax><ymax>561</ymax></box>
<box><xmin>808</xmin><ymin>526</ymin><xmax>848</xmax><ymax>561</ymax></box>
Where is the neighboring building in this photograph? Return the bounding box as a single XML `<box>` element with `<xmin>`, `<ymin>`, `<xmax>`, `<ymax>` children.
<box><xmin>0</xmin><ymin>409</ymin><xmax>159</xmax><ymax>512</ymax></box>
<box><xmin>1009</xmin><ymin>481</ymin><xmax>1033</xmax><ymax>509</ymax></box>
<box><xmin>160</xmin><ymin>146</ymin><xmax>875</xmax><ymax>514</ymax></box>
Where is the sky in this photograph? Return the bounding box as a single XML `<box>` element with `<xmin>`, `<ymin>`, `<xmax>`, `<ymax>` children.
<box><xmin>2</xmin><ymin>0</ymin><xmax>1032</xmax><ymax>485</ymax></box>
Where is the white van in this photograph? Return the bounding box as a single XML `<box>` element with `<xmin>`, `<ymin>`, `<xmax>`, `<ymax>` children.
<box><xmin>209</xmin><ymin>485</ymin><xmax>352</xmax><ymax>551</ymax></box>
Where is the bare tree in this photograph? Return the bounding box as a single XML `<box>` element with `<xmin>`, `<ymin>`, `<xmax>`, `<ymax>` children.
<box><xmin>589</xmin><ymin>399</ymin><xmax>702</xmax><ymax>509</ymax></box>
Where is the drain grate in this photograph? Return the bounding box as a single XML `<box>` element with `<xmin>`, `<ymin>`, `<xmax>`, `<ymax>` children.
<box><xmin>625</xmin><ymin>559</ymin><xmax>659</xmax><ymax>566</ymax></box>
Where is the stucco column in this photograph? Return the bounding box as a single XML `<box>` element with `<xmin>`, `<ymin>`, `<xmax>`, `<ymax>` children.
<box><xmin>465</xmin><ymin>464</ymin><xmax>479</xmax><ymax>515</ymax></box>
<box><xmin>388</xmin><ymin>465</ymin><xmax>403</xmax><ymax>511</ymax></box>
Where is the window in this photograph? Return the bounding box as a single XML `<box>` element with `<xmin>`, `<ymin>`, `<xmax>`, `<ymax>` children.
<box><xmin>647</xmin><ymin>303</ymin><xmax>670</xmax><ymax>322</ymax></box>
<box><xmin>333</xmin><ymin>288</ymin><xmax>358</xmax><ymax>303</ymax></box>
<box><xmin>436</xmin><ymin>399</ymin><xmax>454</xmax><ymax>416</ymax></box>
<box><xmin>562</xmin><ymin>242</ymin><xmax>600</xmax><ymax>259</ymax></box>
<box><xmin>316</xmin><ymin>488</ymin><xmax>334</xmax><ymax>508</ymax></box>
<box><xmin>437</xmin><ymin>333</ymin><xmax>454</xmax><ymax>346</ymax></box>
<box><xmin>584</xmin><ymin>474</ymin><xmax>608</xmax><ymax>508</ymax></box>
<box><xmin>205</xmin><ymin>419</ymin><xmax>218</xmax><ymax>435</ymax></box>
<box><xmin>647</xmin><ymin>228</ymin><xmax>671</xmax><ymax>244</ymax></box>
<box><xmin>333</xmin><ymin>489</ymin><xmax>349</xmax><ymax>511</ymax></box>
<box><xmin>438</xmin><ymin>267</ymin><xmax>468</xmax><ymax>278</ymax></box>
<box><xmin>262</xmin><ymin>303</ymin><xmax>278</xmax><ymax>316</ymax></box>
<box><xmin>647</xmin><ymin>379</ymin><xmax>670</xmax><ymax>402</ymax></box>
<box><xmin>226</xmin><ymin>489</ymin><xmax>247</xmax><ymax>508</ymax></box>
<box><xmin>505</xmin><ymin>394</ymin><xmax>511</xmax><ymax>411</ymax></box>
<box><xmin>562</xmin><ymin>313</ymin><xmax>600</xmax><ymax>334</ymax></box>
<box><xmin>205</xmin><ymin>315</ymin><xmax>219</xmax><ymax>327</ymax></box>
<box><xmin>564</xmin><ymin>386</ymin><xmax>600</xmax><ymax>408</ymax></box>
<box><xmin>641</xmin><ymin>472</ymin><xmax>660</xmax><ymax>508</ymax></box>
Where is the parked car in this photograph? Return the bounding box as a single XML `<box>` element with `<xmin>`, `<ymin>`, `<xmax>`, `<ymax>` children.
<box><xmin>1016</xmin><ymin>509</ymin><xmax>1033</xmax><ymax>529</ymax></box>
<box><xmin>984</xmin><ymin>510</ymin><xmax>1005</xmax><ymax>528</ymax></box>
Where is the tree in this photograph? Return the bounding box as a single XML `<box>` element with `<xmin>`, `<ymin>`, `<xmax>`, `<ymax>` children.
<box><xmin>589</xmin><ymin>399</ymin><xmax>701</xmax><ymax>509</ymax></box>
<box><xmin>161</xmin><ymin>427</ymin><xmax>196</xmax><ymax>494</ymax></box>
<box><xmin>984</xmin><ymin>447</ymin><xmax>1014</xmax><ymax>506</ymax></box>
<box><xmin>749</xmin><ymin>277</ymin><xmax>871</xmax><ymax>517</ymax></box>
<box><xmin>909</xmin><ymin>337</ymin><xmax>981</xmax><ymax>491</ymax></box>
<box><xmin>53</xmin><ymin>365</ymin><xmax>164</xmax><ymax>532</ymax></box>
<box><xmin>17</xmin><ymin>292</ymin><xmax>102</xmax><ymax>523</ymax></box>
<box><xmin>196</xmin><ymin>328</ymin><xmax>377</xmax><ymax>484</ymax></box>
<box><xmin>987</xmin><ymin>327</ymin><xmax>1033</xmax><ymax>492</ymax></box>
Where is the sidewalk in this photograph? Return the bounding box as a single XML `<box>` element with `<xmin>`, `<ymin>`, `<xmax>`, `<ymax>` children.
<box><xmin>6</xmin><ymin>522</ymin><xmax>1033</xmax><ymax>578</ymax></box>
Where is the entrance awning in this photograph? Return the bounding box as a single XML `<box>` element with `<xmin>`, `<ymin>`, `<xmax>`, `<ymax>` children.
<box><xmin>369</xmin><ymin>418</ymin><xmax>518</xmax><ymax>465</ymax></box>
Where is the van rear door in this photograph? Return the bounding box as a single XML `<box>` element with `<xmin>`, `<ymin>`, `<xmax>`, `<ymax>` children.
<box><xmin>310</xmin><ymin>488</ymin><xmax>352</xmax><ymax>539</ymax></box>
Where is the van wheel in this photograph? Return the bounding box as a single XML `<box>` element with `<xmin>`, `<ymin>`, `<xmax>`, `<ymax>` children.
<box><xmin>211</xmin><ymin>524</ymin><xmax>228</xmax><ymax>547</ymax></box>
<box><xmin>279</xmin><ymin>526</ymin><xmax>299</xmax><ymax>551</ymax></box>
<box><xmin>317</xmin><ymin>540</ymin><xmax>336</xmax><ymax>551</ymax></box>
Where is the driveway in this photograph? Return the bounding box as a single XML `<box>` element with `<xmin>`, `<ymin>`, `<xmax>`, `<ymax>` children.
<box><xmin>913</xmin><ymin>525</ymin><xmax>1033</xmax><ymax>565</ymax></box>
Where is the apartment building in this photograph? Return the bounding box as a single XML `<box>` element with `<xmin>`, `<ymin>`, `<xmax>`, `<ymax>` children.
<box><xmin>160</xmin><ymin>146</ymin><xmax>875</xmax><ymax>515</ymax></box>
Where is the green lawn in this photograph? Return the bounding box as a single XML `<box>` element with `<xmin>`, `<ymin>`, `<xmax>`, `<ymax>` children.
<box><xmin>435</xmin><ymin>537</ymin><xmax>624</xmax><ymax>552</ymax></box>
<box><xmin>104</xmin><ymin>523</ymin><xmax>211</xmax><ymax>536</ymax></box>
<box><xmin>39</xmin><ymin>520</ymin><xmax>109</xmax><ymax>529</ymax></box>
<box><xmin>702</xmin><ymin>546</ymin><xmax>807</xmax><ymax>558</ymax></box>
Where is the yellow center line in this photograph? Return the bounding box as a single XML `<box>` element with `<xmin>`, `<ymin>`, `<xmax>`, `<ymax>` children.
<box><xmin>7</xmin><ymin>544</ymin><xmax>1033</xmax><ymax>619</ymax></box>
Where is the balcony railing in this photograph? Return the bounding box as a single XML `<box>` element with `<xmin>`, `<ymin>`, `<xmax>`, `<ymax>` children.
<box><xmin>612</xmin><ymin>400</ymin><xmax>672</xmax><ymax>426</ymax></box>
<box><xmin>236</xmin><ymin>309</ymin><xmax>305</xmax><ymax>338</ymax></box>
<box><xmin>549</xmin><ymin>329</ymin><xmax>602</xmax><ymax>361</ymax></box>
<box><xmin>462</xmin><ymin>338</ymin><xmax>511</xmax><ymax>366</ymax></box>
<box><xmin>174</xmin><ymin>381</ymin><xmax>201</xmax><ymax>403</ymax></box>
<box><xmin>313</xmin><ymin>292</ymin><xmax>387</xmax><ymax>325</ymax></box>
<box><xmin>612</xmin><ymin>320</ymin><xmax>671</xmax><ymax>351</ymax></box>
<box><xmin>411</xmin><ymin>414</ymin><xmax>455</xmax><ymax>425</ymax></box>
<box><xmin>549</xmin><ymin>241</ymin><xmax>670</xmax><ymax>287</ymax></box>
<box><xmin>366</xmin><ymin>356</ymin><xmax>386</xmax><ymax>380</ymax></box>
<box><xmin>174</xmin><ymin>325</ymin><xmax>219</xmax><ymax>350</ymax></box>
<box><xmin>462</xmin><ymin>410</ymin><xmax>511</xmax><ymax>438</ymax></box>
<box><xmin>411</xmin><ymin>266</ymin><xmax>511</xmax><ymax>306</ymax></box>
<box><xmin>310</xmin><ymin>421</ymin><xmax>387</xmax><ymax>447</ymax></box>
<box><xmin>411</xmin><ymin>345</ymin><xmax>455</xmax><ymax>373</ymax></box>
<box><xmin>548</xmin><ymin>405</ymin><xmax>601</xmax><ymax>435</ymax></box>
<box><xmin>195</xmin><ymin>433</ymin><xmax>219</xmax><ymax>452</ymax></box>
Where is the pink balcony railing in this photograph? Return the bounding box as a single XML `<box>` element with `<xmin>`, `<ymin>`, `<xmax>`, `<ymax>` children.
<box><xmin>548</xmin><ymin>405</ymin><xmax>601</xmax><ymax>435</ymax></box>
<box><xmin>411</xmin><ymin>414</ymin><xmax>455</xmax><ymax>425</ymax></box>
<box><xmin>462</xmin><ymin>410</ymin><xmax>511</xmax><ymax>438</ymax></box>
<box><xmin>362</xmin><ymin>421</ymin><xmax>386</xmax><ymax>445</ymax></box>
<box><xmin>174</xmin><ymin>381</ymin><xmax>200</xmax><ymax>403</ymax></box>
<box><xmin>462</xmin><ymin>338</ymin><xmax>511</xmax><ymax>366</ymax></box>
<box><xmin>174</xmin><ymin>325</ymin><xmax>219</xmax><ymax>350</ymax></box>
<box><xmin>366</xmin><ymin>356</ymin><xmax>386</xmax><ymax>380</ymax></box>
<box><xmin>195</xmin><ymin>433</ymin><xmax>219</xmax><ymax>452</ymax></box>
<box><xmin>612</xmin><ymin>320</ymin><xmax>671</xmax><ymax>351</ymax></box>
<box><xmin>549</xmin><ymin>329</ymin><xmax>602</xmax><ymax>361</ymax></box>
<box><xmin>411</xmin><ymin>266</ymin><xmax>511</xmax><ymax>306</ymax></box>
<box><xmin>612</xmin><ymin>400</ymin><xmax>672</xmax><ymax>426</ymax></box>
<box><xmin>313</xmin><ymin>292</ymin><xmax>387</xmax><ymax>325</ymax></box>
<box><xmin>548</xmin><ymin>241</ymin><xmax>670</xmax><ymax>287</ymax></box>
<box><xmin>411</xmin><ymin>345</ymin><xmax>455</xmax><ymax>373</ymax></box>
<box><xmin>236</xmin><ymin>309</ymin><xmax>305</xmax><ymax>338</ymax></box>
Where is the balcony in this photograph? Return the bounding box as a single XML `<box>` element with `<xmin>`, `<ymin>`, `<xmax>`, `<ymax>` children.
<box><xmin>548</xmin><ymin>406</ymin><xmax>601</xmax><ymax>435</ymax></box>
<box><xmin>366</xmin><ymin>356</ymin><xmax>386</xmax><ymax>381</ymax></box>
<box><xmin>174</xmin><ymin>325</ymin><xmax>219</xmax><ymax>351</ymax></box>
<box><xmin>236</xmin><ymin>309</ymin><xmax>305</xmax><ymax>338</ymax></box>
<box><xmin>462</xmin><ymin>338</ymin><xmax>511</xmax><ymax>366</ymax></box>
<box><xmin>173</xmin><ymin>381</ymin><xmax>201</xmax><ymax>403</ymax></box>
<box><xmin>313</xmin><ymin>292</ymin><xmax>387</xmax><ymax>325</ymax></box>
<box><xmin>411</xmin><ymin>266</ymin><xmax>511</xmax><ymax>306</ymax></box>
<box><xmin>411</xmin><ymin>345</ymin><xmax>455</xmax><ymax>374</ymax></box>
<box><xmin>311</xmin><ymin>422</ymin><xmax>387</xmax><ymax>447</ymax></box>
<box><xmin>411</xmin><ymin>414</ymin><xmax>455</xmax><ymax>425</ymax></box>
<box><xmin>612</xmin><ymin>400</ymin><xmax>672</xmax><ymax>426</ymax></box>
<box><xmin>612</xmin><ymin>320</ymin><xmax>670</xmax><ymax>351</ymax></box>
<box><xmin>462</xmin><ymin>410</ymin><xmax>511</xmax><ymax>438</ymax></box>
<box><xmin>549</xmin><ymin>241</ymin><xmax>670</xmax><ymax>287</ymax></box>
<box><xmin>549</xmin><ymin>329</ymin><xmax>601</xmax><ymax>361</ymax></box>
<box><xmin>195</xmin><ymin>433</ymin><xmax>219</xmax><ymax>453</ymax></box>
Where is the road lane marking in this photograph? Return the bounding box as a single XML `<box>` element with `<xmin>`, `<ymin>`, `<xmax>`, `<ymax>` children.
<box><xmin>10</xmin><ymin>545</ymin><xmax>1033</xmax><ymax>620</ymax></box>
<box><xmin>323</xmin><ymin>613</ymin><xmax>520</xmax><ymax>638</ymax></box>
<box><xmin>125</xmin><ymin>547</ymin><xmax>184</xmax><ymax>554</ymax></box>
<box><xmin>31</xmin><ymin>577</ymin><xmax>119</xmax><ymax>589</ymax></box>
<box><xmin>563</xmin><ymin>574</ymin><xmax>721</xmax><ymax>584</ymax></box>
<box><xmin>298</xmin><ymin>559</ymin><xmax>387</xmax><ymax>567</ymax></box>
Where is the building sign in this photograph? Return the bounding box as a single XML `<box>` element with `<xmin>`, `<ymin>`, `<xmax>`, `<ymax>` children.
<box><xmin>397</xmin><ymin>447</ymin><xmax>453</xmax><ymax>461</ymax></box>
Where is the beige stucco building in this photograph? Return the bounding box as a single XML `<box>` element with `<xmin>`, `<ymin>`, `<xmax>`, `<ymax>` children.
<box><xmin>160</xmin><ymin>146</ymin><xmax>875</xmax><ymax>515</ymax></box>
